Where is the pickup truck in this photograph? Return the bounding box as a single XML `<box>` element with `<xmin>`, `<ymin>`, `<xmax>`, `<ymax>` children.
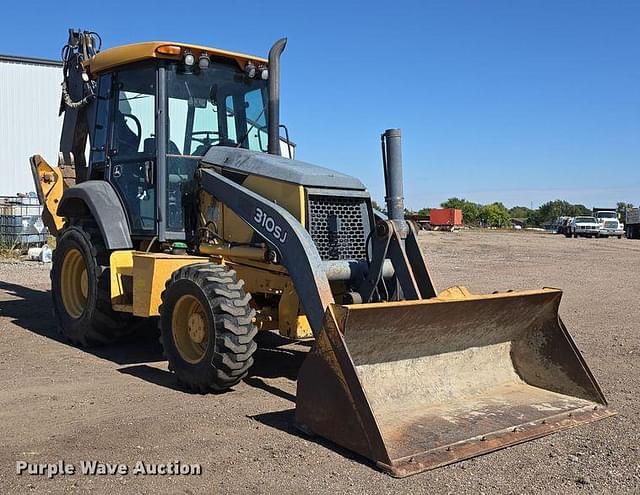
<box><xmin>594</xmin><ymin>211</ymin><xmax>624</xmax><ymax>238</ymax></box>
<box><xmin>569</xmin><ymin>216</ymin><xmax>600</xmax><ymax>238</ymax></box>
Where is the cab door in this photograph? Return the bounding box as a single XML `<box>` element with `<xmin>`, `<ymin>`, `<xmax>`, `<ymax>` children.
<box><xmin>107</xmin><ymin>64</ymin><xmax>157</xmax><ymax>237</ymax></box>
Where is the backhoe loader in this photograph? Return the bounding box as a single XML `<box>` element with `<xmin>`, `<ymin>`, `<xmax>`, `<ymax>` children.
<box><xmin>31</xmin><ymin>29</ymin><xmax>614</xmax><ymax>477</ymax></box>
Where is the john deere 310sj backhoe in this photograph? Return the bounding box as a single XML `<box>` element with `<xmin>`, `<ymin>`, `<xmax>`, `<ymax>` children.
<box><xmin>31</xmin><ymin>30</ymin><xmax>614</xmax><ymax>477</ymax></box>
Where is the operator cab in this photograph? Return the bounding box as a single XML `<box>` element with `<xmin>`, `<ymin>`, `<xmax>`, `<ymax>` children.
<box><xmin>86</xmin><ymin>44</ymin><xmax>283</xmax><ymax>243</ymax></box>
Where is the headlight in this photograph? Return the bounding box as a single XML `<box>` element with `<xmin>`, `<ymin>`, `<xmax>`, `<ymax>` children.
<box><xmin>183</xmin><ymin>51</ymin><xmax>196</xmax><ymax>67</ymax></box>
<box><xmin>198</xmin><ymin>53</ymin><xmax>210</xmax><ymax>69</ymax></box>
<box><xmin>244</xmin><ymin>61</ymin><xmax>256</xmax><ymax>78</ymax></box>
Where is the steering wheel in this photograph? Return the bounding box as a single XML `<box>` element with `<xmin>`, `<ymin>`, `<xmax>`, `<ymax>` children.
<box><xmin>121</xmin><ymin>113</ymin><xmax>143</xmax><ymax>150</ymax></box>
<box><xmin>191</xmin><ymin>131</ymin><xmax>220</xmax><ymax>146</ymax></box>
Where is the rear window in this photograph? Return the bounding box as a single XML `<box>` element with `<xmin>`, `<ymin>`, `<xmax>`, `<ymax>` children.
<box><xmin>597</xmin><ymin>212</ymin><xmax>617</xmax><ymax>219</ymax></box>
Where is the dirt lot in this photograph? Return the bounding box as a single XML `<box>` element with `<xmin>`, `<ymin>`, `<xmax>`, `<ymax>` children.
<box><xmin>0</xmin><ymin>230</ymin><xmax>638</xmax><ymax>494</ymax></box>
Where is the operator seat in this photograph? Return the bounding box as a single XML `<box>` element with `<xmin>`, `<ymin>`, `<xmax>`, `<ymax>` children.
<box><xmin>114</xmin><ymin>112</ymin><xmax>140</xmax><ymax>156</ymax></box>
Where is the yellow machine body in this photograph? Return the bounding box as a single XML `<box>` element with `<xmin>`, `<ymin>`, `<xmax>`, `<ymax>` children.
<box><xmin>103</xmin><ymin>168</ymin><xmax>313</xmax><ymax>336</ymax></box>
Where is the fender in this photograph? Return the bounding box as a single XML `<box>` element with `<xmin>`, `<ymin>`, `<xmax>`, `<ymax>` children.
<box><xmin>57</xmin><ymin>181</ymin><xmax>133</xmax><ymax>250</ymax></box>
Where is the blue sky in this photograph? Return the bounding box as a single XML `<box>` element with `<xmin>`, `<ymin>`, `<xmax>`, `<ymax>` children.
<box><xmin>4</xmin><ymin>1</ymin><xmax>638</xmax><ymax>209</ymax></box>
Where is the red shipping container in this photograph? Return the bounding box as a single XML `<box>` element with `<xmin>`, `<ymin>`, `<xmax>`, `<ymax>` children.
<box><xmin>429</xmin><ymin>208</ymin><xmax>462</xmax><ymax>226</ymax></box>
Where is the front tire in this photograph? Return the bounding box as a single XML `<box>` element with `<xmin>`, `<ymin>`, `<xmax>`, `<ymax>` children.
<box><xmin>159</xmin><ymin>263</ymin><xmax>257</xmax><ymax>393</ymax></box>
<box><xmin>51</xmin><ymin>221</ymin><xmax>132</xmax><ymax>346</ymax></box>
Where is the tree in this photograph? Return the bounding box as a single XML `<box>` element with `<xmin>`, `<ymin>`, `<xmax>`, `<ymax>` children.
<box><xmin>440</xmin><ymin>197</ymin><xmax>466</xmax><ymax>210</ymax></box>
<box><xmin>508</xmin><ymin>206</ymin><xmax>534</xmax><ymax>219</ymax></box>
<box><xmin>417</xmin><ymin>207</ymin><xmax>430</xmax><ymax>217</ymax></box>
<box><xmin>568</xmin><ymin>204</ymin><xmax>591</xmax><ymax>217</ymax></box>
<box><xmin>617</xmin><ymin>202</ymin><xmax>633</xmax><ymax>221</ymax></box>
<box><xmin>534</xmin><ymin>200</ymin><xmax>571</xmax><ymax>224</ymax></box>
<box><xmin>480</xmin><ymin>202</ymin><xmax>511</xmax><ymax>228</ymax></box>
<box><xmin>507</xmin><ymin>206</ymin><xmax>536</xmax><ymax>227</ymax></box>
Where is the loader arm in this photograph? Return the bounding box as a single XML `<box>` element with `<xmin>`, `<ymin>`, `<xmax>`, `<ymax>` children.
<box><xmin>198</xmin><ymin>168</ymin><xmax>334</xmax><ymax>335</ymax></box>
<box><xmin>197</xmin><ymin>167</ymin><xmax>435</xmax><ymax>330</ymax></box>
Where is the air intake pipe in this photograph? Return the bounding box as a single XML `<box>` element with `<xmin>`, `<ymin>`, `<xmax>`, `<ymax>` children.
<box><xmin>267</xmin><ymin>38</ymin><xmax>287</xmax><ymax>155</ymax></box>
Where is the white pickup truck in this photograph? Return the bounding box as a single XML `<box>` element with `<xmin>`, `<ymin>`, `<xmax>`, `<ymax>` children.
<box><xmin>594</xmin><ymin>211</ymin><xmax>624</xmax><ymax>238</ymax></box>
<box><xmin>569</xmin><ymin>216</ymin><xmax>600</xmax><ymax>238</ymax></box>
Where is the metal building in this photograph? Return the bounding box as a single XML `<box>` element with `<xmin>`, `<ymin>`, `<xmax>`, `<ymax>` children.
<box><xmin>0</xmin><ymin>55</ymin><xmax>63</xmax><ymax>196</ymax></box>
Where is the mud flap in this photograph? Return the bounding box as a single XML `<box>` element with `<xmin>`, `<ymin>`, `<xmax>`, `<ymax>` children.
<box><xmin>295</xmin><ymin>287</ymin><xmax>615</xmax><ymax>477</ymax></box>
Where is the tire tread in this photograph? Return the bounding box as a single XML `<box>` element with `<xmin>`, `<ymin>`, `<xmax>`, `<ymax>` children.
<box><xmin>159</xmin><ymin>263</ymin><xmax>257</xmax><ymax>392</ymax></box>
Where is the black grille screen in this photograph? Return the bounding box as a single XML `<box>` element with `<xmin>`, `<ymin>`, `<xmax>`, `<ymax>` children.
<box><xmin>308</xmin><ymin>195</ymin><xmax>369</xmax><ymax>260</ymax></box>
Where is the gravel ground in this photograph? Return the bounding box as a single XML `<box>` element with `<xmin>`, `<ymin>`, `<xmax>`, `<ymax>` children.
<box><xmin>0</xmin><ymin>230</ymin><xmax>638</xmax><ymax>494</ymax></box>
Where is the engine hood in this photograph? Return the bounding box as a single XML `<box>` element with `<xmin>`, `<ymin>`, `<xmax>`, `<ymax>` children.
<box><xmin>200</xmin><ymin>147</ymin><xmax>366</xmax><ymax>191</ymax></box>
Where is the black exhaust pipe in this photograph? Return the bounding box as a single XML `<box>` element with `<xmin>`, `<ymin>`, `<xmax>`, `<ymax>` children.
<box><xmin>381</xmin><ymin>128</ymin><xmax>409</xmax><ymax>239</ymax></box>
<box><xmin>267</xmin><ymin>38</ymin><xmax>287</xmax><ymax>155</ymax></box>
<box><xmin>381</xmin><ymin>129</ymin><xmax>406</xmax><ymax>221</ymax></box>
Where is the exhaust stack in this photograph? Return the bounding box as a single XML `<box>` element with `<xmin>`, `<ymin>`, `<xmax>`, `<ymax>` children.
<box><xmin>381</xmin><ymin>128</ymin><xmax>405</xmax><ymax>221</ymax></box>
<box><xmin>381</xmin><ymin>129</ymin><xmax>409</xmax><ymax>237</ymax></box>
<box><xmin>267</xmin><ymin>38</ymin><xmax>287</xmax><ymax>156</ymax></box>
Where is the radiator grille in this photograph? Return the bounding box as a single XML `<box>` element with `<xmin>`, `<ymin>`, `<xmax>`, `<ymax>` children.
<box><xmin>308</xmin><ymin>195</ymin><xmax>369</xmax><ymax>261</ymax></box>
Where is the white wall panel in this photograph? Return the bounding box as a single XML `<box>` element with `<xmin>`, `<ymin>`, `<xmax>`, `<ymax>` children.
<box><xmin>0</xmin><ymin>60</ymin><xmax>63</xmax><ymax>196</ymax></box>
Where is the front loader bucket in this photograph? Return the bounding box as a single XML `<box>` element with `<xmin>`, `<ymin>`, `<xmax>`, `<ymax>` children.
<box><xmin>295</xmin><ymin>287</ymin><xmax>614</xmax><ymax>477</ymax></box>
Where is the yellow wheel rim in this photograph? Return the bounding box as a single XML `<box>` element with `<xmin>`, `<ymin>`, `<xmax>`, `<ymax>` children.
<box><xmin>60</xmin><ymin>248</ymin><xmax>88</xmax><ymax>319</ymax></box>
<box><xmin>172</xmin><ymin>294</ymin><xmax>209</xmax><ymax>364</ymax></box>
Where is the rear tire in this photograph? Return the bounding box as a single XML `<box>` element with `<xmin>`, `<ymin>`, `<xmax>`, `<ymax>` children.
<box><xmin>159</xmin><ymin>263</ymin><xmax>257</xmax><ymax>392</ymax></box>
<box><xmin>51</xmin><ymin>220</ymin><xmax>132</xmax><ymax>346</ymax></box>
